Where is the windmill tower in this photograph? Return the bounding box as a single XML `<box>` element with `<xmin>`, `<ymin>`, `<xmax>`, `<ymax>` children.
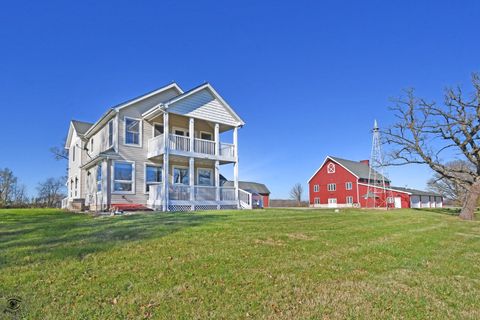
<box><xmin>365</xmin><ymin>120</ymin><xmax>393</xmax><ymax>208</ymax></box>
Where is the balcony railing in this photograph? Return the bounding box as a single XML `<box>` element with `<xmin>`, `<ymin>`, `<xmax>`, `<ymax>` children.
<box><xmin>147</xmin><ymin>133</ymin><xmax>235</xmax><ymax>161</ymax></box>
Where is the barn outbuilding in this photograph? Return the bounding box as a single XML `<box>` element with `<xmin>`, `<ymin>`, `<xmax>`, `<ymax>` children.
<box><xmin>308</xmin><ymin>156</ymin><xmax>442</xmax><ymax>209</ymax></box>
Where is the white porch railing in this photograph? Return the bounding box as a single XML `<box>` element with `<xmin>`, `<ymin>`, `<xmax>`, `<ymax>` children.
<box><xmin>148</xmin><ymin>133</ymin><xmax>235</xmax><ymax>161</ymax></box>
<box><xmin>148</xmin><ymin>135</ymin><xmax>165</xmax><ymax>158</ymax></box>
<box><xmin>220</xmin><ymin>187</ymin><xmax>236</xmax><ymax>201</ymax></box>
<box><xmin>194</xmin><ymin>186</ymin><xmax>216</xmax><ymax>201</ymax></box>
<box><xmin>220</xmin><ymin>143</ymin><xmax>235</xmax><ymax>158</ymax></box>
<box><xmin>169</xmin><ymin>184</ymin><xmax>191</xmax><ymax>200</ymax></box>
<box><xmin>168</xmin><ymin>134</ymin><xmax>190</xmax><ymax>152</ymax></box>
<box><xmin>239</xmin><ymin>189</ymin><xmax>252</xmax><ymax>209</ymax></box>
<box><xmin>194</xmin><ymin>138</ymin><xmax>215</xmax><ymax>155</ymax></box>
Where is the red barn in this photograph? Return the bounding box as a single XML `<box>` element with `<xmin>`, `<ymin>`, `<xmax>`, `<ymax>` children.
<box><xmin>308</xmin><ymin>156</ymin><xmax>443</xmax><ymax>209</ymax></box>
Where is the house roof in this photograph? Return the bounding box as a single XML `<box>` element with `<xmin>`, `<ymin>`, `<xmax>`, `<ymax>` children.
<box><xmin>71</xmin><ymin>120</ymin><xmax>93</xmax><ymax>136</ymax></box>
<box><xmin>113</xmin><ymin>82</ymin><xmax>183</xmax><ymax>111</ymax></box>
<box><xmin>222</xmin><ymin>180</ymin><xmax>270</xmax><ymax>195</ymax></box>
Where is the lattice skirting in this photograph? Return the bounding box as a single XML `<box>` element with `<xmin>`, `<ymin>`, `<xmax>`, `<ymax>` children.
<box><xmin>168</xmin><ymin>205</ymin><xmax>192</xmax><ymax>212</ymax></box>
<box><xmin>195</xmin><ymin>205</ymin><xmax>219</xmax><ymax>211</ymax></box>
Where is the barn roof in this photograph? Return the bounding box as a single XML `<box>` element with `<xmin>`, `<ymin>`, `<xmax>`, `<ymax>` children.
<box><xmin>389</xmin><ymin>186</ymin><xmax>442</xmax><ymax>197</ymax></box>
<box><xmin>222</xmin><ymin>180</ymin><xmax>270</xmax><ymax>195</ymax></box>
<box><xmin>329</xmin><ymin>156</ymin><xmax>390</xmax><ymax>182</ymax></box>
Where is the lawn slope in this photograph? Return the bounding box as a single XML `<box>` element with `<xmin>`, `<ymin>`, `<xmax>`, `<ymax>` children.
<box><xmin>1</xmin><ymin>208</ymin><xmax>479</xmax><ymax>319</ymax></box>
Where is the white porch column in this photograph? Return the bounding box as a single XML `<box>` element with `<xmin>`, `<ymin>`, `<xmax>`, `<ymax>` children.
<box><xmin>162</xmin><ymin>112</ymin><xmax>169</xmax><ymax>212</ymax></box>
<box><xmin>189</xmin><ymin>157</ymin><xmax>195</xmax><ymax>210</ymax></box>
<box><xmin>214</xmin><ymin>123</ymin><xmax>220</xmax><ymax>156</ymax></box>
<box><xmin>215</xmin><ymin>160</ymin><xmax>220</xmax><ymax>209</ymax></box>
<box><xmin>233</xmin><ymin>126</ymin><xmax>239</xmax><ymax>206</ymax></box>
<box><xmin>189</xmin><ymin>117</ymin><xmax>195</xmax><ymax>153</ymax></box>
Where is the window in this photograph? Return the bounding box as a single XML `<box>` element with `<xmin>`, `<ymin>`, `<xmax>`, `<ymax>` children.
<box><xmin>197</xmin><ymin>168</ymin><xmax>213</xmax><ymax>186</ymax></box>
<box><xmin>125</xmin><ymin>118</ymin><xmax>141</xmax><ymax>146</ymax></box>
<box><xmin>328</xmin><ymin>198</ymin><xmax>337</xmax><ymax>204</ymax></box>
<box><xmin>113</xmin><ymin>161</ymin><xmax>134</xmax><ymax>193</ymax></box>
<box><xmin>173</xmin><ymin>128</ymin><xmax>189</xmax><ymax>136</ymax></box>
<box><xmin>313</xmin><ymin>184</ymin><xmax>319</xmax><ymax>192</ymax></box>
<box><xmin>346</xmin><ymin>196</ymin><xmax>353</xmax><ymax>204</ymax></box>
<box><xmin>200</xmin><ymin>131</ymin><xmax>213</xmax><ymax>140</ymax></box>
<box><xmin>173</xmin><ymin>167</ymin><xmax>189</xmax><ymax>185</ymax></box>
<box><xmin>90</xmin><ymin>139</ymin><xmax>94</xmax><ymax>153</ymax></box>
<box><xmin>145</xmin><ymin>165</ymin><xmax>162</xmax><ymax>192</ymax></box>
<box><xmin>96</xmin><ymin>164</ymin><xmax>102</xmax><ymax>192</ymax></box>
<box><xmin>327</xmin><ymin>183</ymin><xmax>336</xmax><ymax>191</ymax></box>
<box><xmin>108</xmin><ymin>120</ymin><xmax>114</xmax><ymax>147</ymax></box>
<box><xmin>72</xmin><ymin>146</ymin><xmax>76</xmax><ymax>162</ymax></box>
<box><xmin>327</xmin><ymin>163</ymin><xmax>335</xmax><ymax>173</ymax></box>
<box><xmin>387</xmin><ymin>197</ymin><xmax>394</xmax><ymax>204</ymax></box>
<box><xmin>75</xmin><ymin>177</ymin><xmax>78</xmax><ymax>197</ymax></box>
<box><xmin>153</xmin><ymin>124</ymin><xmax>164</xmax><ymax>137</ymax></box>
<box><xmin>314</xmin><ymin>197</ymin><xmax>320</xmax><ymax>204</ymax></box>
<box><xmin>345</xmin><ymin>182</ymin><xmax>352</xmax><ymax>190</ymax></box>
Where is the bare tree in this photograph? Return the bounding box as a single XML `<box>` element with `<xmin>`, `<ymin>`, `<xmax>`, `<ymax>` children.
<box><xmin>50</xmin><ymin>140</ymin><xmax>68</xmax><ymax>161</ymax></box>
<box><xmin>37</xmin><ymin>177</ymin><xmax>66</xmax><ymax>208</ymax></box>
<box><xmin>384</xmin><ymin>73</ymin><xmax>480</xmax><ymax>220</ymax></box>
<box><xmin>290</xmin><ymin>183</ymin><xmax>303</xmax><ymax>204</ymax></box>
<box><xmin>0</xmin><ymin>168</ymin><xmax>18</xmax><ymax>206</ymax></box>
<box><xmin>427</xmin><ymin>160</ymin><xmax>473</xmax><ymax>205</ymax></box>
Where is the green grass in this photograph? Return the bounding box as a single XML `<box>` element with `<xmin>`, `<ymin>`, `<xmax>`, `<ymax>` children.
<box><xmin>1</xmin><ymin>208</ymin><xmax>480</xmax><ymax>319</ymax></box>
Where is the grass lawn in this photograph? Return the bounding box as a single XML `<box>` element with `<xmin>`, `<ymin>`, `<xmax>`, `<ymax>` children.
<box><xmin>1</xmin><ymin>208</ymin><xmax>479</xmax><ymax>319</ymax></box>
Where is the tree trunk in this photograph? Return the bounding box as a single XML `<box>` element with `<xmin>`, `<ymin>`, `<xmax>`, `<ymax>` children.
<box><xmin>459</xmin><ymin>181</ymin><xmax>480</xmax><ymax>220</ymax></box>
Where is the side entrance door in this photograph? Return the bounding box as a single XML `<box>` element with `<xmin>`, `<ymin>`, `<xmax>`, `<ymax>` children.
<box><xmin>394</xmin><ymin>197</ymin><xmax>402</xmax><ymax>208</ymax></box>
<box><xmin>328</xmin><ymin>198</ymin><xmax>337</xmax><ymax>208</ymax></box>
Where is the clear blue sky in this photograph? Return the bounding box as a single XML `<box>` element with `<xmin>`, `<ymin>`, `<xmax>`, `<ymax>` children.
<box><xmin>0</xmin><ymin>0</ymin><xmax>479</xmax><ymax>198</ymax></box>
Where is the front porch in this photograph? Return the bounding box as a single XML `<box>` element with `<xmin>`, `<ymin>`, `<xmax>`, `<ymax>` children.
<box><xmin>147</xmin><ymin>184</ymin><xmax>246</xmax><ymax>211</ymax></box>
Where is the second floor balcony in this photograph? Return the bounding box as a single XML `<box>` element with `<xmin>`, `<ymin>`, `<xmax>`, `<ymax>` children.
<box><xmin>147</xmin><ymin>133</ymin><xmax>236</xmax><ymax>162</ymax></box>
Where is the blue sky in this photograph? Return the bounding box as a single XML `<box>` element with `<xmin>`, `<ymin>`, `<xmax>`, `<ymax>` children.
<box><xmin>0</xmin><ymin>0</ymin><xmax>479</xmax><ymax>198</ymax></box>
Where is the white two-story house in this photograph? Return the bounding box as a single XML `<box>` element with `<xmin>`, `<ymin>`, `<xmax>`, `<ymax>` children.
<box><xmin>63</xmin><ymin>82</ymin><xmax>252</xmax><ymax>212</ymax></box>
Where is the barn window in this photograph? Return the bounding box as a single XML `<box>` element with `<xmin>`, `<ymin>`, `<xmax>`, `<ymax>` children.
<box><xmin>346</xmin><ymin>196</ymin><xmax>353</xmax><ymax>204</ymax></box>
<box><xmin>345</xmin><ymin>182</ymin><xmax>352</xmax><ymax>190</ymax></box>
<box><xmin>327</xmin><ymin>163</ymin><xmax>335</xmax><ymax>174</ymax></box>
<box><xmin>313</xmin><ymin>184</ymin><xmax>319</xmax><ymax>192</ymax></box>
<box><xmin>314</xmin><ymin>197</ymin><xmax>320</xmax><ymax>204</ymax></box>
<box><xmin>327</xmin><ymin>183</ymin><xmax>336</xmax><ymax>191</ymax></box>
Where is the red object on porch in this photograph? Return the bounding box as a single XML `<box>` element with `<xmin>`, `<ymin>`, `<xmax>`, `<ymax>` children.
<box><xmin>111</xmin><ymin>203</ymin><xmax>152</xmax><ymax>211</ymax></box>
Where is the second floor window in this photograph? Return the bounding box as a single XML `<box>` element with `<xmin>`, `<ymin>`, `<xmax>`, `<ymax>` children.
<box><xmin>72</xmin><ymin>146</ymin><xmax>76</xmax><ymax>162</ymax></box>
<box><xmin>90</xmin><ymin>139</ymin><xmax>94</xmax><ymax>153</ymax></box>
<box><xmin>327</xmin><ymin>183</ymin><xmax>336</xmax><ymax>191</ymax></box>
<box><xmin>313</xmin><ymin>184</ymin><xmax>319</xmax><ymax>192</ymax></box>
<box><xmin>345</xmin><ymin>182</ymin><xmax>352</xmax><ymax>190</ymax></box>
<box><xmin>125</xmin><ymin>118</ymin><xmax>141</xmax><ymax>146</ymax></box>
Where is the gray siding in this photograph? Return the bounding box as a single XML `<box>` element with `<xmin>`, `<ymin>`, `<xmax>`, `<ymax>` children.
<box><xmin>168</xmin><ymin>89</ymin><xmax>239</xmax><ymax>126</ymax></box>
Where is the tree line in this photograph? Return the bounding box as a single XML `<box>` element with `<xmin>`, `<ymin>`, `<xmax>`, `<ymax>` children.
<box><xmin>0</xmin><ymin>168</ymin><xmax>65</xmax><ymax>208</ymax></box>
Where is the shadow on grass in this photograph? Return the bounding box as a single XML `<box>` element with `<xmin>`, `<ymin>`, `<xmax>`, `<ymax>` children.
<box><xmin>0</xmin><ymin>210</ymin><xmax>226</xmax><ymax>269</ymax></box>
<box><xmin>412</xmin><ymin>208</ymin><xmax>461</xmax><ymax>216</ymax></box>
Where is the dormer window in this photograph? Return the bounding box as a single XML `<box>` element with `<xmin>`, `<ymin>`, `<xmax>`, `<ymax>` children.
<box><xmin>327</xmin><ymin>163</ymin><xmax>335</xmax><ymax>174</ymax></box>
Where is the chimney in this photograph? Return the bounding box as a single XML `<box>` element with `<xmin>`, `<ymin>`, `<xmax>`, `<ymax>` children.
<box><xmin>360</xmin><ymin>160</ymin><xmax>369</xmax><ymax>167</ymax></box>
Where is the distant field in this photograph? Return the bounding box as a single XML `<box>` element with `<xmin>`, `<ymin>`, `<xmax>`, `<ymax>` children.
<box><xmin>1</xmin><ymin>208</ymin><xmax>479</xmax><ymax>319</ymax></box>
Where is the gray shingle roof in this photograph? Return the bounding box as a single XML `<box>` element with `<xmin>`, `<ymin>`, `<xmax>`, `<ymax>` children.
<box><xmin>222</xmin><ymin>180</ymin><xmax>270</xmax><ymax>195</ymax></box>
<box><xmin>71</xmin><ymin>120</ymin><xmax>94</xmax><ymax>135</ymax></box>
<box><xmin>389</xmin><ymin>186</ymin><xmax>442</xmax><ymax>197</ymax></box>
<box><xmin>330</xmin><ymin>156</ymin><xmax>390</xmax><ymax>182</ymax></box>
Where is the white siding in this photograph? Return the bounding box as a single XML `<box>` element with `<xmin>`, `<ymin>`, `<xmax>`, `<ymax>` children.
<box><xmin>168</xmin><ymin>89</ymin><xmax>239</xmax><ymax>126</ymax></box>
<box><xmin>68</xmin><ymin>133</ymin><xmax>84</xmax><ymax>199</ymax></box>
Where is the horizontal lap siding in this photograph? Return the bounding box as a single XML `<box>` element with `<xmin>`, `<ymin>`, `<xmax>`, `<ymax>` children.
<box><xmin>168</xmin><ymin>89</ymin><xmax>238</xmax><ymax>126</ymax></box>
<box><xmin>115</xmin><ymin>89</ymin><xmax>180</xmax><ymax>205</ymax></box>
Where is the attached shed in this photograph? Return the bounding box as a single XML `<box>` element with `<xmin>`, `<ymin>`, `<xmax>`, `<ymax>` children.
<box><xmin>221</xmin><ymin>177</ymin><xmax>270</xmax><ymax>208</ymax></box>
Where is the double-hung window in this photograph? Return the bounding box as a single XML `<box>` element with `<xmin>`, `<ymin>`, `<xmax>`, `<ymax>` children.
<box><xmin>346</xmin><ymin>196</ymin><xmax>353</xmax><ymax>204</ymax></box>
<box><xmin>313</xmin><ymin>184</ymin><xmax>319</xmax><ymax>192</ymax></box>
<box><xmin>96</xmin><ymin>164</ymin><xmax>102</xmax><ymax>192</ymax></box>
<box><xmin>113</xmin><ymin>161</ymin><xmax>135</xmax><ymax>193</ymax></box>
<box><xmin>345</xmin><ymin>182</ymin><xmax>352</xmax><ymax>190</ymax></box>
<box><xmin>173</xmin><ymin>167</ymin><xmax>189</xmax><ymax>185</ymax></box>
<box><xmin>314</xmin><ymin>197</ymin><xmax>320</xmax><ymax>204</ymax></box>
<box><xmin>125</xmin><ymin>118</ymin><xmax>141</xmax><ymax>146</ymax></box>
<box><xmin>197</xmin><ymin>168</ymin><xmax>213</xmax><ymax>186</ymax></box>
<box><xmin>145</xmin><ymin>165</ymin><xmax>162</xmax><ymax>192</ymax></box>
<box><xmin>327</xmin><ymin>183</ymin><xmax>336</xmax><ymax>191</ymax></box>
